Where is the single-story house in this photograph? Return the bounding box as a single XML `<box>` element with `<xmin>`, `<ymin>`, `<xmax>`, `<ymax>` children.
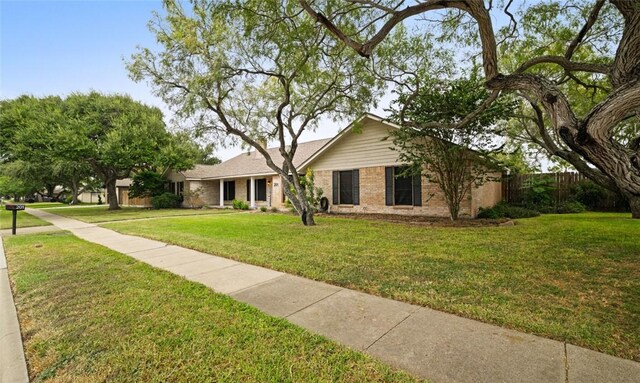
<box><xmin>166</xmin><ymin>114</ymin><xmax>502</xmax><ymax>217</ymax></box>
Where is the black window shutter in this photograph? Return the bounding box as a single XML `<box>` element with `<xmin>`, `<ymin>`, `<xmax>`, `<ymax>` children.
<box><xmin>413</xmin><ymin>174</ymin><xmax>422</xmax><ymax>206</ymax></box>
<box><xmin>332</xmin><ymin>171</ymin><xmax>339</xmax><ymax>205</ymax></box>
<box><xmin>385</xmin><ymin>167</ymin><xmax>393</xmax><ymax>206</ymax></box>
<box><xmin>352</xmin><ymin>169</ymin><xmax>360</xmax><ymax>205</ymax></box>
<box><xmin>246</xmin><ymin>179</ymin><xmax>250</xmax><ymax>201</ymax></box>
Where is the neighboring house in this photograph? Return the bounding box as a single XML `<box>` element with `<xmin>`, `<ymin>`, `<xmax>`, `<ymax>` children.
<box><xmin>168</xmin><ymin>113</ymin><xmax>502</xmax><ymax>217</ymax></box>
<box><xmin>76</xmin><ymin>190</ymin><xmax>105</xmax><ymax>204</ymax></box>
<box><xmin>114</xmin><ymin>179</ymin><xmax>152</xmax><ymax>207</ymax></box>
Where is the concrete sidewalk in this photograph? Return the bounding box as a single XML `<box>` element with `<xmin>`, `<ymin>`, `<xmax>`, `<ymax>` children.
<box><xmin>23</xmin><ymin>208</ymin><xmax>640</xmax><ymax>383</ymax></box>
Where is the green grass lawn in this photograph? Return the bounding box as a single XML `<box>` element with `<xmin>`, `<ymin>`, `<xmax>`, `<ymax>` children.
<box><xmin>4</xmin><ymin>232</ymin><xmax>418</xmax><ymax>382</ymax></box>
<box><xmin>104</xmin><ymin>212</ymin><xmax>640</xmax><ymax>361</ymax></box>
<box><xmin>21</xmin><ymin>202</ymin><xmax>68</xmax><ymax>209</ymax></box>
<box><xmin>47</xmin><ymin>205</ymin><xmax>238</xmax><ymax>223</ymax></box>
<box><xmin>0</xmin><ymin>209</ymin><xmax>51</xmax><ymax>230</ymax></box>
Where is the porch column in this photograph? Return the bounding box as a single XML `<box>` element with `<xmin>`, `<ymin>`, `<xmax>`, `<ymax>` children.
<box><xmin>250</xmin><ymin>176</ymin><xmax>256</xmax><ymax>208</ymax></box>
<box><xmin>219</xmin><ymin>179</ymin><xmax>224</xmax><ymax>208</ymax></box>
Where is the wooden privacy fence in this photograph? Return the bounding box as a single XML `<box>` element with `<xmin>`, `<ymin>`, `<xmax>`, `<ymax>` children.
<box><xmin>501</xmin><ymin>172</ymin><xmax>628</xmax><ymax>211</ymax></box>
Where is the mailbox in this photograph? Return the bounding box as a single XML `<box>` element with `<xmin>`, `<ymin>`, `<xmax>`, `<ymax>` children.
<box><xmin>4</xmin><ymin>204</ymin><xmax>25</xmax><ymax>235</ymax></box>
<box><xmin>5</xmin><ymin>204</ymin><xmax>26</xmax><ymax>211</ymax></box>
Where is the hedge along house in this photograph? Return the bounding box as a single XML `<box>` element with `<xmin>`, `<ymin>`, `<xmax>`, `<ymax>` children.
<box><xmin>296</xmin><ymin>114</ymin><xmax>502</xmax><ymax>218</ymax></box>
<box><xmin>167</xmin><ymin>113</ymin><xmax>501</xmax><ymax>217</ymax></box>
<box><xmin>165</xmin><ymin>139</ymin><xmax>331</xmax><ymax>209</ymax></box>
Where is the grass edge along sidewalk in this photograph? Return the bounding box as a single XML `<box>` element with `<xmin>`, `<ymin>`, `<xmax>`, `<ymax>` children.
<box><xmin>4</xmin><ymin>232</ymin><xmax>419</xmax><ymax>383</ymax></box>
<box><xmin>101</xmin><ymin>212</ymin><xmax>640</xmax><ymax>362</ymax></box>
<box><xmin>0</xmin><ymin>209</ymin><xmax>51</xmax><ymax>230</ymax></box>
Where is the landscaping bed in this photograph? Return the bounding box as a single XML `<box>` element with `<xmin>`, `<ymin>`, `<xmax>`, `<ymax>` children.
<box><xmin>324</xmin><ymin>212</ymin><xmax>511</xmax><ymax>227</ymax></box>
<box><xmin>4</xmin><ymin>232</ymin><xmax>418</xmax><ymax>382</ymax></box>
<box><xmin>104</xmin><ymin>212</ymin><xmax>640</xmax><ymax>361</ymax></box>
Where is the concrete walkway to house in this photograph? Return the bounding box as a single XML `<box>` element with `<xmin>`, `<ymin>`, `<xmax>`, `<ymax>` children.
<box><xmin>16</xmin><ymin>208</ymin><xmax>640</xmax><ymax>383</ymax></box>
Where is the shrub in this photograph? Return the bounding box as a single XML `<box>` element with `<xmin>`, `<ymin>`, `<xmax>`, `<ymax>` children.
<box><xmin>478</xmin><ymin>202</ymin><xmax>540</xmax><ymax>219</ymax></box>
<box><xmin>270</xmin><ymin>207</ymin><xmax>278</xmax><ymax>213</ymax></box>
<box><xmin>151</xmin><ymin>193</ymin><xmax>181</xmax><ymax>209</ymax></box>
<box><xmin>232</xmin><ymin>199</ymin><xmax>249</xmax><ymax>210</ymax></box>
<box><xmin>504</xmin><ymin>205</ymin><xmax>541</xmax><ymax>218</ymax></box>
<box><xmin>260</xmin><ymin>206</ymin><xmax>267</xmax><ymax>212</ymax></box>
<box><xmin>556</xmin><ymin>201</ymin><xmax>586</xmax><ymax>214</ymax></box>
<box><xmin>63</xmin><ymin>196</ymin><xmax>74</xmax><ymax>205</ymax></box>
<box><xmin>569</xmin><ymin>180</ymin><xmax>607</xmax><ymax>210</ymax></box>
<box><xmin>522</xmin><ymin>176</ymin><xmax>555</xmax><ymax>210</ymax></box>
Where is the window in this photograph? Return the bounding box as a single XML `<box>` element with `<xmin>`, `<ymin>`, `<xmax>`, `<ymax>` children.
<box><xmin>332</xmin><ymin>170</ymin><xmax>359</xmax><ymax>205</ymax></box>
<box><xmin>385</xmin><ymin>166</ymin><xmax>421</xmax><ymax>207</ymax></box>
<box><xmin>394</xmin><ymin>167</ymin><xmax>413</xmax><ymax>205</ymax></box>
<box><xmin>177</xmin><ymin>182</ymin><xmax>184</xmax><ymax>197</ymax></box>
<box><xmin>246</xmin><ymin>179</ymin><xmax>267</xmax><ymax>201</ymax></box>
<box><xmin>223</xmin><ymin>180</ymin><xmax>235</xmax><ymax>200</ymax></box>
<box><xmin>256</xmin><ymin>179</ymin><xmax>267</xmax><ymax>201</ymax></box>
<box><xmin>339</xmin><ymin>171</ymin><xmax>353</xmax><ymax>204</ymax></box>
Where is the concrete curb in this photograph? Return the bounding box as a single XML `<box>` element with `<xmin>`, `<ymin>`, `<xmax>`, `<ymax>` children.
<box><xmin>0</xmin><ymin>236</ymin><xmax>29</xmax><ymax>383</ymax></box>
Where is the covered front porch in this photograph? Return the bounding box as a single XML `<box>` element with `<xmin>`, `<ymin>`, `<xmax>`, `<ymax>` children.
<box><xmin>204</xmin><ymin>175</ymin><xmax>284</xmax><ymax>209</ymax></box>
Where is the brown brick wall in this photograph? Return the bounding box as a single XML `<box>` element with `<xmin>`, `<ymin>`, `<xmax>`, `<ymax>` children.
<box><xmin>184</xmin><ymin>180</ymin><xmax>219</xmax><ymax>207</ymax></box>
<box><xmin>314</xmin><ymin>166</ymin><xmax>475</xmax><ymax>217</ymax></box>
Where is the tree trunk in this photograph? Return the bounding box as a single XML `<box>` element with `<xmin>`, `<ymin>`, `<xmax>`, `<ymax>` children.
<box><xmin>46</xmin><ymin>184</ymin><xmax>55</xmax><ymax>200</ymax></box>
<box><xmin>70</xmin><ymin>180</ymin><xmax>80</xmax><ymax>205</ymax></box>
<box><xmin>106</xmin><ymin>179</ymin><xmax>120</xmax><ymax>210</ymax></box>
<box><xmin>629</xmin><ymin>195</ymin><xmax>640</xmax><ymax>219</ymax></box>
<box><xmin>301</xmin><ymin>206</ymin><xmax>316</xmax><ymax>226</ymax></box>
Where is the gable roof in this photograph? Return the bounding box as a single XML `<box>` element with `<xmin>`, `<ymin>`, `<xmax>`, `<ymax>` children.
<box><xmin>182</xmin><ymin>138</ymin><xmax>331</xmax><ymax>180</ymax></box>
<box><xmin>299</xmin><ymin>113</ymin><xmax>400</xmax><ymax>170</ymax></box>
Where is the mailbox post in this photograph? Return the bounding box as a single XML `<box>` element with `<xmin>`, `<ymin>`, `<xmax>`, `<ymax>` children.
<box><xmin>5</xmin><ymin>204</ymin><xmax>25</xmax><ymax>235</ymax></box>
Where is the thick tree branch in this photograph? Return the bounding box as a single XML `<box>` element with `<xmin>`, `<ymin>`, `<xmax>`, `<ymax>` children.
<box><xmin>516</xmin><ymin>55</ymin><xmax>611</xmax><ymax>75</ymax></box>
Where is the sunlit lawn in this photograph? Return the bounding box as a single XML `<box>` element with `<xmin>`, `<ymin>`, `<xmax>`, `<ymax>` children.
<box><xmin>47</xmin><ymin>205</ymin><xmax>239</xmax><ymax>223</ymax></box>
<box><xmin>0</xmin><ymin>209</ymin><xmax>51</xmax><ymax>230</ymax></box>
<box><xmin>103</xmin><ymin>212</ymin><xmax>640</xmax><ymax>361</ymax></box>
<box><xmin>4</xmin><ymin>232</ymin><xmax>418</xmax><ymax>382</ymax></box>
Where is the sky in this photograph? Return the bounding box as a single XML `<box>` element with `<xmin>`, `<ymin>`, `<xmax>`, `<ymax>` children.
<box><xmin>1</xmin><ymin>0</ymin><xmax>383</xmax><ymax>161</ymax></box>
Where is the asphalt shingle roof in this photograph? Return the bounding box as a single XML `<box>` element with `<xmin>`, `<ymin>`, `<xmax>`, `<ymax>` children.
<box><xmin>181</xmin><ymin>138</ymin><xmax>331</xmax><ymax>180</ymax></box>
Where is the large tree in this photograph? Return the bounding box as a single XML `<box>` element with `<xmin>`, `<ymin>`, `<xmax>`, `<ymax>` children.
<box><xmin>128</xmin><ymin>0</ymin><xmax>379</xmax><ymax>225</ymax></box>
<box><xmin>63</xmin><ymin>92</ymin><xmax>190</xmax><ymax>210</ymax></box>
<box><xmin>300</xmin><ymin>0</ymin><xmax>640</xmax><ymax>218</ymax></box>
<box><xmin>0</xmin><ymin>96</ymin><xmax>92</xmax><ymax>202</ymax></box>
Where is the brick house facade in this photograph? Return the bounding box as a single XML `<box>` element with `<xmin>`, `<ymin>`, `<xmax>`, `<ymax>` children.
<box><xmin>165</xmin><ymin>114</ymin><xmax>502</xmax><ymax>217</ymax></box>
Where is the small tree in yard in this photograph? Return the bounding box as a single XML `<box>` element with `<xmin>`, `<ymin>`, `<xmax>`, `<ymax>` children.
<box><xmin>128</xmin><ymin>0</ymin><xmax>378</xmax><ymax>226</ymax></box>
<box><xmin>391</xmin><ymin>75</ymin><xmax>515</xmax><ymax>220</ymax></box>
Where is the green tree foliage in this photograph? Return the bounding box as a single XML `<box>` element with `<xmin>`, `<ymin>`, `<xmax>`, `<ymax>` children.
<box><xmin>197</xmin><ymin>144</ymin><xmax>221</xmax><ymax>165</ymax></box>
<box><xmin>62</xmin><ymin>92</ymin><xmax>195</xmax><ymax>210</ymax></box>
<box><xmin>300</xmin><ymin>0</ymin><xmax>640</xmax><ymax>218</ymax></box>
<box><xmin>129</xmin><ymin>170</ymin><xmax>167</xmax><ymax>198</ymax></box>
<box><xmin>0</xmin><ymin>96</ymin><xmax>93</xmax><ymax>202</ymax></box>
<box><xmin>390</xmin><ymin>75</ymin><xmax>515</xmax><ymax>220</ymax></box>
<box><xmin>128</xmin><ymin>0</ymin><xmax>380</xmax><ymax>225</ymax></box>
<box><xmin>1</xmin><ymin>93</ymin><xmax>201</xmax><ymax>209</ymax></box>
